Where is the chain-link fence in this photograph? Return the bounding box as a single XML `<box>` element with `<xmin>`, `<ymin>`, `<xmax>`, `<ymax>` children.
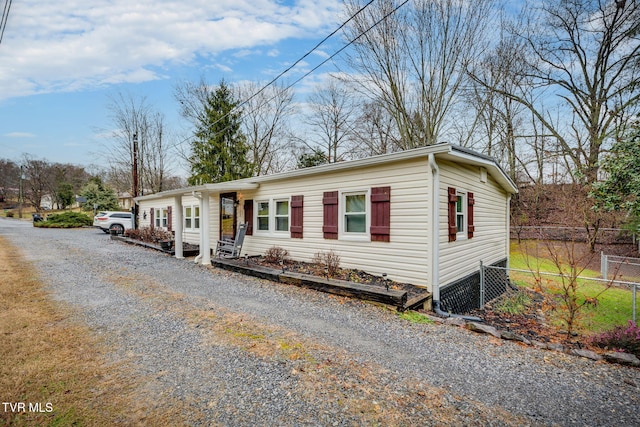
<box><xmin>601</xmin><ymin>253</ymin><xmax>640</xmax><ymax>283</ymax></box>
<box><xmin>481</xmin><ymin>263</ymin><xmax>639</xmax><ymax>324</ymax></box>
<box><xmin>511</xmin><ymin>226</ymin><xmax>636</xmax><ymax>245</ymax></box>
<box><xmin>479</xmin><ymin>261</ymin><xmax>514</xmax><ymax>307</ymax></box>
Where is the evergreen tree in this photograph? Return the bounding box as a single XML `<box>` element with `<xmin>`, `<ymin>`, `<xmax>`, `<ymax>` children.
<box><xmin>591</xmin><ymin>122</ymin><xmax>640</xmax><ymax>230</ymax></box>
<box><xmin>56</xmin><ymin>182</ymin><xmax>75</xmax><ymax>209</ymax></box>
<box><xmin>188</xmin><ymin>80</ymin><xmax>251</xmax><ymax>185</ymax></box>
<box><xmin>80</xmin><ymin>177</ymin><xmax>119</xmax><ymax>211</ymax></box>
<box><xmin>297</xmin><ymin>148</ymin><xmax>328</xmax><ymax>169</ymax></box>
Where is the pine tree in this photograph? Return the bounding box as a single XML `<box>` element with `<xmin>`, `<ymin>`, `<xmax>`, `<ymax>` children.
<box><xmin>188</xmin><ymin>80</ymin><xmax>251</xmax><ymax>185</ymax></box>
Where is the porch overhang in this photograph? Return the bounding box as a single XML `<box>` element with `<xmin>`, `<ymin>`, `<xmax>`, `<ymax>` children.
<box><xmin>134</xmin><ymin>181</ymin><xmax>260</xmax><ymax>203</ymax></box>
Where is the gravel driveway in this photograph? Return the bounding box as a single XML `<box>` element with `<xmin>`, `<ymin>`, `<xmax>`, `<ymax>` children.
<box><xmin>2</xmin><ymin>218</ymin><xmax>639</xmax><ymax>426</ymax></box>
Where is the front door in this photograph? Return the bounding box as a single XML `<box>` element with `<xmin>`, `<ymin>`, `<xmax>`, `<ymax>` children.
<box><xmin>220</xmin><ymin>192</ymin><xmax>237</xmax><ymax>240</ymax></box>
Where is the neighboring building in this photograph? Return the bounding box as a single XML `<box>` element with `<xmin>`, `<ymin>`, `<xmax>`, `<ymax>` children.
<box><xmin>135</xmin><ymin>143</ymin><xmax>518</xmax><ymax>312</ymax></box>
<box><xmin>118</xmin><ymin>192</ymin><xmax>134</xmax><ymax>210</ymax></box>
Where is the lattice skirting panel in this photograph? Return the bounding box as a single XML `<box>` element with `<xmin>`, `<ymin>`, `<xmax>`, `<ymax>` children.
<box><xmin>439</xmin><ymin>259</ymin><xmax>508</xmax><ymax>314</ymax></box>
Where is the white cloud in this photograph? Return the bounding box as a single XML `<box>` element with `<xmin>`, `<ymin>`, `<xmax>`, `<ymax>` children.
<box><xmin>0</xmin><ymin>0</ymin><xmax>342</xmax><ymax>100</ymax></box>
<box><xmin>5</xmin><ymin>132</ymin><xmax>36</xmax><ymax>138</ymax></box>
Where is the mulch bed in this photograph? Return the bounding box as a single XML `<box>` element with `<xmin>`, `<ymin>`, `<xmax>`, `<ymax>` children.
<box><xmin>251</xmin><ymin>257</ymin><xmax>427</xmax><ymax>300</ymax></box>
<box><xmin>468</xmin><ymin>288</ymin><xmax>609</xmax><ymax>353</ymax></box>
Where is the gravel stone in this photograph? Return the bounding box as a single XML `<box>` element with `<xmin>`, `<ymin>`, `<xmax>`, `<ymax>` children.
<box><xmin>2</xmin><ymin>220</ymin><xmax>640</xmax><ymax>426</ymax></box>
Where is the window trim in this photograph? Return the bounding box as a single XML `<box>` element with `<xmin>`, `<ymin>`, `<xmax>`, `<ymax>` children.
<box><xmin>274</xmin><ymin>199</ymin><xmax>290</xmax><ymax>234</ymax></box>
<box><xmin>154</xmin><ymin>208</ymin><xmax>168</xmax><ymax>229</ymax></box>
<box><xmin>183</xmin><ymin>205</ymin><xmax>200</xmax><ymax>231</ymax></box>
<box><xmin>185</xmin><ymin>206</ymin><xmax>192</xmax><ymax>230</ymax></box>
<box><xmin>339</xmin><ymin>189</ymin><xmax>370</xmax><ymax>241</ymax></box>
<box><xmin>456</xmin><ymin>191</ymin><xmax>467</xmax><ymax>240</ymax></box>
<box><xmin>255</xmin><ymin>200</ymin><xmax>270</xmax><ymax>233</ymax></box>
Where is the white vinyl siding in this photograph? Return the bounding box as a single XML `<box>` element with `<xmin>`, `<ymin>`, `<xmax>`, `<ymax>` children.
<box><xmin>438</xmin><ymin>160</ymin><xmax>509</xmax><ymax>287</ymax></box>
<box><xmin>135</xmin><ymin>147</ymin><xmax>513</xmax><ymax>292</ymax></box>
<box><xmin>241</xmin><ymin>157</ymin><xmax>432</xmax><ymax>288</ymax></box>
<box><xmin>137</xmin><ymin>196</ymin><xmax>202</xmax><ymax>245</ymax></box>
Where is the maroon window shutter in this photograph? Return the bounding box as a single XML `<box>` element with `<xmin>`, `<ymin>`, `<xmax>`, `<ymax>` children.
<box><xmin>448</xmin><ymin>187</ymin><xmax>457</xmax><ymax>242</ymax></box>
<box><xmin>467</xmin><ymin>192</ymin><xmax>475</xmax><ymax>239</ymax></box>
<box><xmin>244</xmin><ymin>199</ymin><xmax>253</xmax><ymax>236</ymax></box>
<box><xmin>370</xmin><ymin>186</ymin><xmax>391</xmax><ymax>242</ymax></box>
<box><xmin>167</xmin><ymin>206</ymin><xmax>172</xmax><ymax>231</ymax></box>
<box><xmin>322</xmin><ymin>191</ymin><xmax>338</xmax><ymax>239</ymax></box>
<box><xmin>150</xmin><ymin>209</ymin><xmax>155</xmax><ymax>230</ymax></box>
<box><xmin>290</xmin><ymin>195</ymin><xmax>304</xmax><ymax>238</ymax></box>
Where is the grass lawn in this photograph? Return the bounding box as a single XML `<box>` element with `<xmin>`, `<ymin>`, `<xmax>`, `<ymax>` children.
<box><xmin>509</xmin><ymin>241</ymin><xmax>638</xmax><ymax>334</ymax></box>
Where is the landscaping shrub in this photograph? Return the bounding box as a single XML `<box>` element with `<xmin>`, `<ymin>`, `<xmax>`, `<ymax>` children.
<box><xmin>590</xmin><ymin>321</ymin><xmax>640</xmax><ymax>357</ymax></box>
<box><xmin>312</xmin><ymin>250</ymin><xmax>341</xmax><ymax>278</ymax></box>
<box><xmin>493</xmin><ymin>290</ymin><xmax>532</xmax><ymax>315</ymax></box>
<box><xmin>35</xmin><ymin>212</ymin><xmax>92</xmax><ymax>228</ymax></box>
<box><xmin>5</xmin><ymin>210</ymin><xmax>14</xmax><ymax>218</ymax></box>
<box><xmin>264</xmin><ymin>246</ymin><xmax>289</xmax><ymax>264</ymax></box>
<box><xmin>123</xmin><ymin>227</ymin><xmax>173</xmax><ymax>244</ymax></box>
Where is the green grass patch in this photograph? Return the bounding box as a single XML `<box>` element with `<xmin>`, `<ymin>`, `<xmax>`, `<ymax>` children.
<box><xmin>493</xmin><ymin>290</ymin><xmax>531</xmax><ymax>315</ymax></box>
<box><xmin>510</xmin><ymin>241</ymin><xmax>638</xmax><ymax>333</ymax></box>
<box><xmin>397</xmin><ymin>310</ymin><xmax>434</xmax><ymax>324</ymax></box>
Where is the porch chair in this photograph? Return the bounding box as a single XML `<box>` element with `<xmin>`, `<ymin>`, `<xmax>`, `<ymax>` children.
<box><xmin>215</xmin><ymin>222</ymin><xmax>248</xmax><ymax>258</ymax></box>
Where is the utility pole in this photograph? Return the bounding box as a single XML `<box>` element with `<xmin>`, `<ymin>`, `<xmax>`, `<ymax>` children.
<box><xmin>132</xmin><ymin>132</ymin><xmax>139</xmax><ymax>229</ymax></box>
<box><xmin>132</xmin><ymin>132</ymin><xmax>139</xmax><ymax>198</ymax></box>
<box><xmin>18</xmin><ymin>165</ymin><xmax>23</xmax><ymax>219</ymax></box>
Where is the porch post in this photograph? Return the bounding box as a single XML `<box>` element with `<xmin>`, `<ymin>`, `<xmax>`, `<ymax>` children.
<box><xmin>201</xmin><ymin>191</ymin><xmax>211</xmax><ymax>265</ymax></box>
<box><xmin>174</xmin><ymin>195</ymin><xmax>184</xmax><ymax>259</ymax></box>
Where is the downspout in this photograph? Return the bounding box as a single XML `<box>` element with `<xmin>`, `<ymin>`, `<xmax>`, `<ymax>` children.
<box><xmin>506</xmin><ymin>194</ymin><xmax>512</xmax><ymax>269</ymax></box>
<box><xmin>428</xmin><ymin>153</ymin><xmax>481</xmax><ymax>321</ymax></box>
<box><xmin>428</xmin><ymin>153</ymin><xmax>442</xmax><ymax>312</ymax></box>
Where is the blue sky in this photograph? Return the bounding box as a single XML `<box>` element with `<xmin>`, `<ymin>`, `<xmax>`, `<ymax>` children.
<box><xmin>0</xmin><ymin>0</ymin><xmax>344</xmax><ymax>171</ymax></box>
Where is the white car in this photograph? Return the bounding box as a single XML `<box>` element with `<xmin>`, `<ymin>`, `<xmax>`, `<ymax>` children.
<box><xmin>94</xmin><ymin>211</ymin><xmax>133</xmax><ymax>234</ymax></box>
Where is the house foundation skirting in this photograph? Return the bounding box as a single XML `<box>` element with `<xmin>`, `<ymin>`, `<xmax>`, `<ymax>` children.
<box><xmin>440</xmin><ymin>259</ymin><xmax>508</xmax><ymax>314</ymax></box>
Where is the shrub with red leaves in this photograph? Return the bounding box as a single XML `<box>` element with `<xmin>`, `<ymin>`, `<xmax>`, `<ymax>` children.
<box><xmin>591</xmin><ymin>321</ymin><xmax>640</xmax><ymax>357</ymax></box>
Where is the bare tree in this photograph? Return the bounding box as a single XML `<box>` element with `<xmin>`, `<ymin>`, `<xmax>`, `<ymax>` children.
<box><xmin>237</xmin><ymin>81</ymin><xmax>295</xmax><ymax>175</ymax></box>
<box><xmin>298</xmin><ymin>79</ymin><xmax>357</xmax><ymax>163</ymax></box>
<box><xmin>21</xmin><ymin>155</ymin><xmax>51</xmax><ymax>212</ymax></box>
<box><xmin>0</xmin><ymin>159</ymin><xmax>19</xmax><ymax>204</ymax></box>
<box><xmin>350</xmin><ymin>100</ymin><xmax>401</xmax><ymax>157</ymax></box>
<box><xmin>476</xmin><ymin>0</ymin><xmax>640</xmax><ymax>184</ymax></box>
<box><xmin>105</xmin><ymin>92</ymin><xmax>172</xmax><ymax>195</ymax></box>
<box><xmin>342</xmin><ymin>0</ymin><xmax>496</xmax><ymax>148</ymax></box>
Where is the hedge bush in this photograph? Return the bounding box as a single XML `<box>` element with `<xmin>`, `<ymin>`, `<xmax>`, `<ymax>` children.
<box><xmin>34</xmin><ymin>212</ymin><xmax>92</xmax><ymax>228</ymax></box>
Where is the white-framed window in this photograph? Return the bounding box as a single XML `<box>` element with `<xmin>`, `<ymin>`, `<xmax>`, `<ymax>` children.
<box><xmin>184</xmin><ymin>205</ymin><xmax>200</xmax><ymax>230</ymax></box>
<box><xmin>185</xmin><ymin>206</ymin><xmax>192</xmax><ymax>229</ymax></box>
<box><xmin>154</xmin><ymin>208</ymin><xmax>167</xmax><ymax>228</ymax></box>
<box><xmin>275</xmin><ymin>200</ymin><xmax>289</xmax><ymax>232</ymax></box>
<box><xmin>257</xmin><ymin>201</ymin><xmax>270</xmax><ymax>231</ymax></box>
<box><xmin>194</xmin><ymin>206</ymin><xmax>200</xmax><ymax>229</ymax></box>
<box><xmin>340</xmin><ymin>190</ymin><xmax>369</xmax><ymax>240</ymax></box>
<box><xmin>455</xmin><ymin>191</ymin><xmax>467</xmax><ymax>238</ymax></box>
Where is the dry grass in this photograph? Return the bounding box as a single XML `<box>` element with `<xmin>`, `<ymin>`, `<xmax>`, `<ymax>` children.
<box><xmin>0</xmin><ymin>236</ymin><xmax>181</xmax><ymax>426</ymax></box>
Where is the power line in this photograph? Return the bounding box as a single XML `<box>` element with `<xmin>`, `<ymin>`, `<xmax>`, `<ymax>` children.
<box><xmin>169</xmin><ymin>0</ymin><xmax>379</xmax><ymax>152</ymax></box>
<box><xmin>173</xmin><ymin>0</ymin><xmax>409</xmax><ymax>152</ymax></box>
<box><xmin>0</xmin><ymin>0</ymin><xmax>12</xmax><ymax>45</ymax></box>
<box><xmin>234</xmin><ymin>0</ymin><xmax>376</xmax><ymax>115</ymax></box>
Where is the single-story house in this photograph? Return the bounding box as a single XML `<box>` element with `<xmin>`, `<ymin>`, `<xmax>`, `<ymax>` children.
<box><xmin>135</xmin><ymin>143</ymin><xmax>518</xmax><ymax>312</ymax></box>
